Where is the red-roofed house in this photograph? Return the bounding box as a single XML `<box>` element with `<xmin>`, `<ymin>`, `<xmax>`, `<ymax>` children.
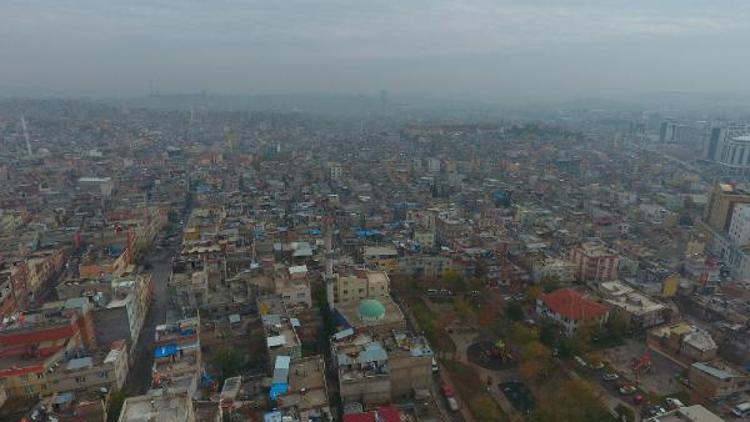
<box><xmin>536</xmin><ymin>288</ymin><xmax>610</xmax><ymax>336</ymax></box>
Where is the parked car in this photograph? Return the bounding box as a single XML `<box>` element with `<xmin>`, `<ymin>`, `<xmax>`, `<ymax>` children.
<box><xmin>619</xmin><ymin>385</ymin><xmax>637</xmax><ymax>395</ymax></box>
<box><xmin>574</xmin><ymin>356</ymin><xmax>588</xmax><ymax>368</ymax></box>
<box><xmin>441</xmin><ymin>384</ymin><xmax>455</xmax><ymax>398</ymax></box>
<box><xmin>632</xmin><ymin>395</ymin><xmax>644</xmax><ymax>405</ymax></box>
<box><xmin>446</xmin><ymin>396</ymin><xmax>460</xmax><ymax>412</ymax></box>
<box><xmin>665</xmin><ymin>397</ymin><xmax>684</xmax><ymax>409</ymax></box>
<box><xmin>602</xmin><ymin>373</ymin><xmax>619</xmax><ymax>381</ymax></box>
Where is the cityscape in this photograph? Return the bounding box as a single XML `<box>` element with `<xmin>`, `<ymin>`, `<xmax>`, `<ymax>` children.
<box><xmin>3</xmin><ymin>1</ymin><xmax>750</xmax><ymax>422</ymax></box>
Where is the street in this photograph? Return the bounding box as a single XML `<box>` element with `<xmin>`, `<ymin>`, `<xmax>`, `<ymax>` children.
<box><xmin>123</xmin><ymin>246</ymin><xmax>176</xmax><ymax>394</ymax></box>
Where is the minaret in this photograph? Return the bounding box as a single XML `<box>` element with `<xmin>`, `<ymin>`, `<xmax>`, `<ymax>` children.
<box><xmin>324</xmin><ymin>217</ymin><xmax>335</xmax><ymax>311</ymax></box>
<box><xmin>20</xmin><ymin>114</ymin><xmax>32</xmax><ymax>157</ymax></box>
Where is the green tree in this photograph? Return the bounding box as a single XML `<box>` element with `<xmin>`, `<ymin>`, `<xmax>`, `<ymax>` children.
<box><xmin>539</xmin><ymin>322</ymin><xmax>559</xmax><ymax>348</ymax></box>
<box><xmin>444</xmin><ymin>269</ymin><xmax>466</xmax><ymax>293</ymax></box>
<box><xmin>212</xmin><ymin>346</ymin><xmax>243</xmax><ymax>384</ymax></box>
<box><xmin>519</xmin><ymin>341</ymin><xmax>554</xmax><ymax>381</ymax></box>
<box><xmin>107</xmin><ymin>390</ymin><xmax>127</xmax><ymax>422</ymax></box>
<box><xmin>615</xmin><ymin>404</ymin><xmax>636</xmax><ymax>422</ymax></box>
<box><xmin>508</xmin><ymin>323</ymin><xmax>538</xmax><ymax>347</ymax></box>
<box><xmin>601</xmin><ymin>312</ymin><xmax>629</xmax><ymax>345</ymax></box>
<box><xmin>540</xmin><ymin>275</ymin><xmax>561</xmax><ymax>293</ymax></box>
<box><xmin>506</xmin><ymin>301</ymin><xmax>524</xmax><ymax>321</ymax></box>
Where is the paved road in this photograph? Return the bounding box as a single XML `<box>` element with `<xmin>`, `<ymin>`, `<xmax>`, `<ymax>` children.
<box><xmin>123</xmin><ymin>247</ymin><xmax>175</xmax><ymax>394</ymax></box>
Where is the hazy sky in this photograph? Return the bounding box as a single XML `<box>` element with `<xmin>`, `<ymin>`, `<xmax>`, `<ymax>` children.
<box><xmin>2</xmin><ymin>0</ymin><xmax>749</xmax><ymax>102</ymax></box>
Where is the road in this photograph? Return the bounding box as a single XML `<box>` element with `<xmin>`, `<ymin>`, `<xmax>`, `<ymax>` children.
<box><xmin>123</xmin><ymin>246</ymin><xmax>176</xmax><ymax>394</ymax></box>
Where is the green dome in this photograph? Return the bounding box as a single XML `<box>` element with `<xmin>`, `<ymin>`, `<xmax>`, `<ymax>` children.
<box><xmin>358</xmin><ymin>299</ymin><xmax>386</xmax><ymax>321</ymax></box>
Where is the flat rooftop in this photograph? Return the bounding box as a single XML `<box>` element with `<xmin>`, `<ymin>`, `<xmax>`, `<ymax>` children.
<box><xmin>118</xmin><ymin>390</ymin><xmax>192</xmax><ymax>422</ymax></box>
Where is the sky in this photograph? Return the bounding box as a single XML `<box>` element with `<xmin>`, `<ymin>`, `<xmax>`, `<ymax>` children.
<box><xmin>1</xmin><ymin>0</ymin><xmax>749</xmax><ymax>103</ymax></box>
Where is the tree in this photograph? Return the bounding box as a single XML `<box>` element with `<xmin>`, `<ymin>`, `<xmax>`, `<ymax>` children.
<box><xmin>453</xmin><ymin>297</ymin><xmax>475</xmax><ymax>323</ymax></box>
<box><xmin>539</xmin><ymin>275</ymin><xmax>561</xmax><ymax>293</ymax></box>
<box><xmin>107</xmin><ymin>390</ymin><xmax>127</xmax><ymax>422</ymax></box>
<box><xmin>615</xmin><ymin>404</ymin><xmax>636</xmax><ymax>422</ymax></box>
<box><xmin>539</xmin><ymin>322</ymin><xmax>559</xmax><ymax>349</ymax></box>
<box><xmin>478</xmin><ymin>297</ymin><xmax>500</xmax><ymax>328</ymax></box>
<box><xmin>444</xmin><ymin>269</ymin><xmax>465</xmax><ymax>293</ymax></box>
<box><xmin>508</xmin><ymin>323</ymin><xmax>538</xmax><ymax>347</ymax></box>
<box><xmin>506</xmin><ymin>301</ymin><xmax>524</xmax><ymax>321</ymax></box>
<box><xmin>519</xmin><ymin>341</ymin><xmax>554</xmax><ymax>381</ymax></box>
<box><xmin>533</xmin><ymin>379</ymin><xmax>611</xmax><ymax>422</ymax></box>
<box><xmin>601</xmin><ymin>312</ymin><xmax>629</xmax><ymax>345</ymax></box>
<box><xmin>212</xmin><ymin>346</ymin><xmax>243</xmax><ymax>384</ymax></box>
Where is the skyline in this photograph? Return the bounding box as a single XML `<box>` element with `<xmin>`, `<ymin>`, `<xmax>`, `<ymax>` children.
<box><xmin>2</xmin><ymin>1</ymin><xmax>750</xmax><ymax>103</ymax></box>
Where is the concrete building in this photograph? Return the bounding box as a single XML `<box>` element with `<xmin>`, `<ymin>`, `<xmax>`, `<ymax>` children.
<box><xmin>336</xmin><ymin>296</ymin><xmax>407</xmax><ymax>337</ymax></box>
<box><xmin>688</xmin><ymin>360</ymin><xmax>750</xmax><ymax>399</ymax></box>
<box><xmin>413</xmin><ymin>229</ymin><xmax>435</xmax><ymax>249</ymax></box>
<box><xmin>0</xmin><ymin>340</ymin><xmax>128</xmax><ymax>400</ymax></box>
<box><xmin>118</xmin><ymin>388</ymin><xmax>196</xmax><ymax>422</ymax></box>
<box><xmin>335</xmin><ymin>270</ymin><xmax>390</xmax><ymax>305</ymax></box>
<box><xmin>384</xmin><ymin>332</ymin><xmax>433</xmax><ymax>399</ymax></box>
<box><xmin>152</xmin><ymin>317</ymin><xmax>202</xmax><ymax>386</ymax></box>
<box><xmin>705</xmin><ymin>124</ymin><xmax>750</xmax><ymax>162</ymax></box>
<box><xmin>78</xmin><ymin>177</ymin><xmax>114</xmax><ymax>198</ymax></box>
<box><xmin>532</xmin><ymin>257</ymin><xmax>576</xmax><ymax>283</ymax></box>
<box><xmin>643</xmin><ymin>404</ymin><xmax>723</xmax><ymax>422</ymax></box>
<box><xmin>328</xmin><ymin>162</ymin><xmax>343</xmax><ymax>182</ymax></box>
<box><xmin>660</xmin><ymin>121</ymin><xmax>677</xmax><ymax>143</ymax></box>
<box><xmin>536</xmin><ymin>288</ymin><xmax>610</xmax><ymax>336</ymax></box>
<box><xmin>333</xmin><ymin>334</ymin><xmax>391</xmax><ymax>407</ymax></box>
<box><xmin>274</xmin><ymin>356</ymin><xmax>333</xmax><ymax>421</ymax></box>
<box><xmin>363</xmin><ymin>246</ymin><xmax>399</xmax><ymax>274</ymax></box>
<box><xmin>728</xmin><ymin>203</ymin><xmax>750</xmax><ymax>246</ymax></box>
<box><xmin>704</xmin><ymin>183</ymin><xmax>750</xmax><ymax>233</ymax></box>
<box><xmin>719</xmin><ymin>135</ymin><xmax>750</xmax><ymax>170</ymax></box>
<box><xmin>599</xmin><ymin>281</ymin><xmax>668</xmax><ymax>330</ymax></box>
<box><xmin>570</xmin><ymin>241</ymin><xmax>619</xmax><ymax>282</ymax></box>
<box><xmin>648</xmin><ymin>323</ymin><xmax>718</xmax><ymax>363</ymax></box>
<box><xmin>259</xmin><ymin>296</ymin><xmax>302</xmax><ymax>366</ymax></box>
<box><xmin>397</xmin><ymin>255</ymin><xmax>454</xmax><ymax>280</ymax></box>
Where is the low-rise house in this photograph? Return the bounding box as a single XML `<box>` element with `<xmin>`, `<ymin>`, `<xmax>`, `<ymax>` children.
<box><xmin>648</xmin><ymin>323</ymin><xmax>718</xmax><ymax>362</ymax></box>
<box><xmin>536</xmin><ymin>288</ymin><xmax>610</xmax><ymax>336</ymax></box>
<box><xmin>688</xmin><ymin>360</ymin><xmax>750</xmax><ymax>399</ymax></box>
<box><xmin>363</xmin><ymin>246</ymin><xmax>399</xmax><ymax>274</ymax></box>
<box><xmin>599</xmin><ymin>281</ymin><xmax>669</xmax><ymax>330</ymax></box>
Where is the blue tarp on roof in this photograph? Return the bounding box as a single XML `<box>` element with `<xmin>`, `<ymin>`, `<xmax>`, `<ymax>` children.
<box><xmin>269</xmin><ymin>382</ymin><xmax>288</xmax><ymax>400</ymax></box>
<box><xmin>154</xmin><ymin>344</ymin><xmax>177</xmax><ymax>358</ymax></box>
<box><xmin>356</xmin><ymin>228</ymin><xmax>379</xmax><ymax>238</ymax></box>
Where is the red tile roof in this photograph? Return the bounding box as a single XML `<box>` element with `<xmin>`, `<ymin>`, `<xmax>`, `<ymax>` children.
<box><xmin>539</xmin><ymin>288</ymin><xmax>609</xmax><ymax>321</ymax></box>
<box><xmin>343</xmin><ymin>413</ymin><xmax>376</xmax><ymax>422</ymax></box>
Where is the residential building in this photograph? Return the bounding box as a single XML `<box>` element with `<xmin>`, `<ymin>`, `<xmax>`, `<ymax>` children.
<box><xmin>536</xmin><ymin>288</ymin><xmax>610</xmax><ymax>336</ymax></box>
<box><xmin>363</xmin><ymin>246</ymin><xmax>399</xmax><ymax>274</ymax></box>
<box><xmin>118</xmin><ymin>388</ymin><xmax>196</xmax><ymax>422</ymax></box>
<box><xmin>570</xmin><ymin>241</ymin><xmax>619</xmax><ymax>282</ymax></box>
<box><xmin>335</xmin><ymin>270</ymin><xmax>390</xmax><ymax>305</ymax></box>
<box><xmin>152</xmin><ymin>317</ymin><xmax>201</xmax><ymax>385</ymax></box>
<box><xmin>599</xmin><ymin>281</ymin><xmax>669</xmax><ymax>330</ymax></box>
<box><xmin>333</xmin><ymin>334</ymin><xmax>391</xmax><ymax>407</ymax></box>
<box><xmin>643</xmin><ymin>404</ymin><xmax>723</xmax><ymax>422</ymax></box>
<box><xmin>648</xmin><ymin>323</ymin><xmax>718</xmax><ymax>362</ymax></box>
<box><xmin>688</xmin><ymin>360</ymin><xmax>750</xmax><ymax>399</ymax></box>
<box><xmin>703</xmin><ymin>183</ymin><xmax>750</xmax><ymax>233</ymax></box>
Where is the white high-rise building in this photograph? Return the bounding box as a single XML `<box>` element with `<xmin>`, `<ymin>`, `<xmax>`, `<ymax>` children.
<box><xmin>729</xmin><ymin>204</ymin><xmax>750</xmax><ymax>246</ymax></box>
